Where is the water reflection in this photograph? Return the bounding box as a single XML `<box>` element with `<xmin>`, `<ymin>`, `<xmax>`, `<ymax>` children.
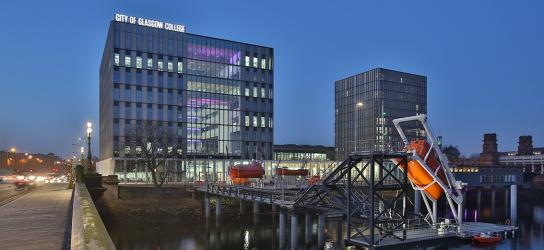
<box><xmin>108</xmin><ymin>195</ymin><xmax>544</xmax><ymax>249</ymax></box>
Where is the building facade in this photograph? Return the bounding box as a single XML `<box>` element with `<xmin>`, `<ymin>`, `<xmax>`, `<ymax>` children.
<box><xmin>335</xmin><ymin>68</ymin><xmax>427</xmax><ymax>159</ymax></box>
<box><xmin>273</xmin><ymin>144</ymin><xmax>335</xmax><ymax>161</ymax></box>
<box><xmin>98</xmin><ymin>15</ymin><xmax>274</xmax><ymax>180</ymax></box>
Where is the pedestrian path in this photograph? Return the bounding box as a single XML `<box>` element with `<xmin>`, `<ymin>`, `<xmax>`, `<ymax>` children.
<box><xmin>0</xmin><ymin>183</ymin><xmax>72</xmax><ymax>250</ymax></box>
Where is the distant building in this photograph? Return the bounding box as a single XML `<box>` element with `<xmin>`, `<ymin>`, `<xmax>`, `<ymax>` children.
<box><xmin>0</xmin><ymin>151</ymin><xmax>64</xmax><ymax>175</ymax></box>
<box><xmin>273</xmin><ymin>144</ymin><xmax>335</xmax><ymax>161</ymax></box>
<box><xmin>480</xmin><ymin>133</ymin><xmax>499</xmax><ymax>165</ymax></box>
<box><xmin>334</xmin><ymin>68</ymin><xmax>427</xmax><ymax>159</ymax></box>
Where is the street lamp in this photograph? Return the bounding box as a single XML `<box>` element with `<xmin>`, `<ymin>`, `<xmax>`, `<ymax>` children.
<box><xmin>10</xmin><ymin>147</ymin><xmax>16</xmax><ymax>153</ymax></box>
<box><xmin>80</xmin><ymin>146</ymin><xmax>85</xmax><ymax>165</ymax></box>
<box><xmin>86</xmin><ymin>122</ymin><xmax>93</xmax><ymax>173</ymax></box>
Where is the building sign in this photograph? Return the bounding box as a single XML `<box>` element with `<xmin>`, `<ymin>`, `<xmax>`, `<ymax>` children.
<box><xmin>114</xmin><ymin>13</ymin><xmax>186</xmax><ymax>33</ymax></box>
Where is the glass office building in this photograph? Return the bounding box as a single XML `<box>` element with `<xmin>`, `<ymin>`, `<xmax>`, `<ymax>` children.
<box><xmin>335</xmin><ymin>68</ymin><xmax>427</xmax><ymax>160</ymax></box>
<box><xmin>97</xmin><ymin>16</ymin><xmax>274</xmax><ymax>181</ymax></box>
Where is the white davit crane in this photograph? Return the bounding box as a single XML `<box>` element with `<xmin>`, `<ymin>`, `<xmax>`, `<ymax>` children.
<box><xmin>392</xmin><ymin>114</ymin><xmax>464</xmax><ymax>225</ymax></box>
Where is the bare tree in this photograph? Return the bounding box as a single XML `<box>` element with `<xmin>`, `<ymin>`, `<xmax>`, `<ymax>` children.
<box><xmin>128</xmin><ymin>122</ymin><xmax>176</xmax><ymax>188</ymax></box>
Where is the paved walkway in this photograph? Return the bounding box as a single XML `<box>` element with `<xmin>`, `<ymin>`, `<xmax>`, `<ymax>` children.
<box><xmin>0</xmin><ymin>183</ymin><xmax>72</xmax><ymax>250</ymax></box>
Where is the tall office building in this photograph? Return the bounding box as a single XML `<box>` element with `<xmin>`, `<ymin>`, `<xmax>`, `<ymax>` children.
<box><xmin>98</xmin><ymin>14</ymin><xmax>274</xmax><ymax>178</ymax></box>
<box><xmin>335</xmin><ymin>68</ymin><xmax>427</xmax><ymax>159</ymax></box>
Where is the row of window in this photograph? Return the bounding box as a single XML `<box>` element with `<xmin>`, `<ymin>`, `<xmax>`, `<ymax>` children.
<box><xmin>244</xmin><ymin>55</ymin><xmax>270</xmax><ymax>70</ymax></box>
<box><xmin>244</xmin><ymin>115</ymin><xmax>273</xmax><ymax>128</ymax></box>
<box><xmin>115</xmin><ymin>53</ymin><xmax>183</xmax><ymax>73</ymax></box>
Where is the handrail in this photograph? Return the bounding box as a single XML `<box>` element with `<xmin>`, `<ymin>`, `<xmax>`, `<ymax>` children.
<box><xmin>71</xmin><ymin>182</ymin><xmax>116</xmax><ymax>250</ymax></box>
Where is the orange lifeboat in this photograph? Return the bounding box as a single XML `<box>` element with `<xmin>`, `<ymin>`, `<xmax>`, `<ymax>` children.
<box><xmin>275</xmin><ymin>168</ymin><xmax>309</xmax><ymax>176</ymax></box>
<box><xmin>395</xmin><ymin>139</ymin><xmax>450</xmax><ymax>200</ymax></box>
<box><xmin>229</xmin><ymin>162</ymin><xmax>265</xmax><ymax>184</ymax></box>
<box><xmin>473</xmin><ymin>233</ymin><xmax>502</xmax><ymax>244</ymax></box>
<box><xmin>308</xmin><ymin>175</ymin><xmax>320</xmax><ymax>185</ymax></box>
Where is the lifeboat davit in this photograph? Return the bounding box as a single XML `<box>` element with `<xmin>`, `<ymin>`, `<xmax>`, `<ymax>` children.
<box><xmin>229</xmin><ymin>161</ymin><xmax>265</xmax><ymax>182</ymax></box>
<box><xmin>395</xmin><ymin>139</ymin><xmax>450</xmax><ymax>200</ymax></box>
<box><xmin>275</xmin><ymin>168</ymin><xmax>309</xmax><ymax>176</ymax></box>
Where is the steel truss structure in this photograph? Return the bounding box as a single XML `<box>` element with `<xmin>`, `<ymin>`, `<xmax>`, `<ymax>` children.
<box><xmin>294</xmin><ymin>152</ymin><xmax>411</xmax><ymax>248</ymax></box>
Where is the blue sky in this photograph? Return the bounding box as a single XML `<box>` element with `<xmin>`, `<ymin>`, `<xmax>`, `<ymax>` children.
<box><xmin>0</xmin><ymin>0</ymin><xmax>543</xmax><ymax>158</ymax></box>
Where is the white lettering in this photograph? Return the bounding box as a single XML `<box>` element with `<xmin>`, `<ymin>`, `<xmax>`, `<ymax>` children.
<box><xmin>114</xmin><ymin>13</ymin><xmax>185</xmax><ymax>33</ymax></box>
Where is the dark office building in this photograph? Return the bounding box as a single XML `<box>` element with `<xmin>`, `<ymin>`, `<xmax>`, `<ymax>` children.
<box><xmin>98</xmin><ymin>14</ymin><xmax>274</xmax><ymax>176</ymax></box>
<box><xmin>335</xmin><ymin>68</ymin><xmax>427</xmax><ymax>159</ymax></box>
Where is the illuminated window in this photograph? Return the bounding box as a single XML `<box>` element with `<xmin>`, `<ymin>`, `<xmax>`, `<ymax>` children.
<box><xmin>167</xmin><ymin>61</ymin><xmax>173</xmax><ymax>72</ymax></box>
<box><xmin>114</xmin><ymin>53</ymin><xmax>120</xmax><ymax>66</ymax></box>
<box><xmin>253</xmin><ymin>116</ymin><xmax>258</xmax><ymax>127</ymax></box>
<box><xmin>261</xmin><ymin>58</ymin><xmax>266</xmax><ymax>69</ymax></box>
<box><xmin>253</xmin><ymin>57</ymin><xmax>258</xmax><ymax>68</ymax></box>
<box><xmin>261</xmin><ymin>87</ymin><xmax>266</xmax><ymax>98</ymax></box>
<box><xmin>245</xmin><ymin>115</ymin><xmax>250</xmax><ymax>126</ymax></box>
<box><xmin>245</xmin><ymin>88</ymin><xmax>250</xmax><ymax>97</ymax></box>
<box><xmin>253</xmin><ymin>87</ymin><xmax>258</xmax><ymax>98</ymax></box>
<box><xmin>125</xmin><ymin>55</ymin><xmax>131</xmax><ymax>67</ymax></box>
<box><xmin>136</xmin><ymin>56</ymin><xmax>142</xmax><ymax>69</ymax></box>
<box><xmin>158</xmin><ymin>61</ymin><xmax>164</xmax><ymax>71</ymax></box>
<box><xmin>147</xmin><ymin>58</ymin><xmax>153</xmax><ymax>69</ymax></box>
<box><xmin>261</xmin><ymin>117</ymin><xmax>266</xmax><ymax>128</ymax></box>
<box><xmin>177</xmin><ymin>61</ymin><xmax>183</xmax><ymax>73</ymax></box>
<box><xmin>245</xmin><ymin>56</ymin><xmax>250</xmax><ymax>67</ymax></box>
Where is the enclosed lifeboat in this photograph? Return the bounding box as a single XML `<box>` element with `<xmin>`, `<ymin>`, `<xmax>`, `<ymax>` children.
<box><xmin>394</xmin><ymin>139</ymin><xmax>450</xmax><ymax>201</ymax></box>
<box><xmin>473</xmin><ymin>232</ymin><xmax>502</xmax><ymax>244</ymax></box>
<box><xmin>229</xmin><ymin>161</ymin><xmax>265</xmax><ymax>184</ymax></box>
<box><xmin>275</xmin><ymin>168</ymin><xmax>309</xmax><ymax>176</ymax></box>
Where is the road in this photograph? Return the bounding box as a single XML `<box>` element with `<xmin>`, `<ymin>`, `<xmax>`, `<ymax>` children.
<box><xmin>0</xmin><ymin>183</ymin><xmax>72</xmax><ymax>250</ymax></box>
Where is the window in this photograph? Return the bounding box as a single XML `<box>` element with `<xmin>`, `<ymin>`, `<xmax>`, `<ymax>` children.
<box><xmin>114</xmin><ymin>53</ymin><xmax>120</xmax><ymax>66</ymax></box>
<box><xmin>253</xmin><ymin>115</ymin><xmax>258</xmax><ymax>127</ymax></box>
<box><xmin>261</xmin><ymin>58</ymin><xmax>266</xmax><ymax>69</ymax></box>
<box><xmin>245</xmin><ymin>56</ymin><xmax>250</xmax><ymax>67</ymax></box>
<box><xmin>261</xmin><ymin>87</ymin><xmax>266</xmax><ymax>98</ymax></box>
<box><xmin>245</xmin><ymin>115</ymin><xmax>250</xmax><ymax>126</ymax></box>
<box><xmin>125</xmin><ymin>55</ymin><xmax>131</xmax><ymax>67</ymax></box>
<box><xmin>158</xmin><ymin>61</ymin><xmax>164</xmax><ymax>71</ymax></box>
<box><xmin>167</xmin><ymin>61</ymin><xmax>173</xmax><ymax>72</ymax></box>
<box><xmin>245</xmin><ymin>88</ymin><xmax>250</xmax><ymax>97</ymax></box>
<box><xmin>253</xmin><ymin>87</ymin><xmax>258</xmax><ymax>98</ymax></box>
<box><xmin>147</xmin><ymin>58</ymin><xmax>153</xmax><ymax>69</ymax></box>
<box><xmin>269</xmin><ymin>117</ymin><xmax>273</xmax><ymax>128</ymax></box>
<box><xmin>136</xmin><ymin>56</ymin><xmax>142</xmax><ymax>69</ymax></box>
<box><xmin>261</xmin><ymin>117</ymin><xmax>266</xmax><ymax>128</ymax></box>
<box><xmin>269</xmin><ymin>89</ymin><xmax>273</xmax><ymax>99</ymax></box>
<box><xmin>253</xmin><ymin>57</ymin><xmax>258</xmax><ymax>68</ymax></box>
<box><xmin>177</xmin><ymin>61</ymin><xmax>183</xmax><ymax>73</ymax></box>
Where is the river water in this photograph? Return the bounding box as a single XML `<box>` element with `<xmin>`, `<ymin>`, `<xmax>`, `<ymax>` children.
<box><xmin>108</xmin><ymin>192</ymin><xmax>544</xmax><ymax>250</ymax></box>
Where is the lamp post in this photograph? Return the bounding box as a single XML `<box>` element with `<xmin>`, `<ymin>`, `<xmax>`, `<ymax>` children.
<box><xmin>86</xmin><ymin>122</ymin><xmax>93</xmax><ymax>174</ymax></box>
<box><xmin>80</xmin><ymin>146</ymin><xmax>85</xmax><ymax>165</ymax></box>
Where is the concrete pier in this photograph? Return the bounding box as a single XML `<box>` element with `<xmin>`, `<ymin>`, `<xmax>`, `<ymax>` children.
<box><xmin>291</xmin><ymin>213</ymin><xmax>298</xmax><ymax>250</ymax></box>
<box><xmin>215</xmin><ymin>196</ymin><xmax>221</xmax><ymax>219</ymax></box>
<box><xmin>253</xmin><ymin>202</ymin><xmax>259</xmax><ymax>214</ymax></box>
<box><xmin>510</xmin><ymin>184</ymin><xmax>517</xmax><ymax>225</ymax></box>
<box><xmin>414</xmin><ymin>190</ymin><xmax>421</xmax><ymax>214</ymax></box>
<box><xmin>305</xmin><ymin>213</ymin><xmax>312</xmax><ymax>244</ymax></box>
<box><xmin>279</xmin><ymin>210</ymin><xmax>286</xmax><ymax>248</ymax></box>
<box><xmin>204</xmin><ymin>195</ymin><xmax>211</xmax><ymax>219</ymax></box>
<box><xmin>272</xmin><ymin>204</ymin><xmax>278</xmax><ymax>213</ymax></box>
<box><xmin>504</xmin><ymin>187</ymin><xmax>509</xmax><ymax>214</ymax></box>
<box><xmin>491</xmin><ymin>187</ymin><xmax>496</xmax><ymax>216</ymax></box>
<box><xmin>239</xmin><ymin>200</ymin><xmax>245</xmax><ymax>215</ymax></box>
<box><xmin>318</xmin><ymin>213</ymin><xmax>325</xmax><ymax>249</ymax></box>
<box><xmin>477</xmin><ymin>188</ymin><xmax>482</xmax><ymax>213</ymax></box>
<box><xmin>336</xmin><ymin>221</ymin><xmax>344</xmax><ymax>249</ymax></box>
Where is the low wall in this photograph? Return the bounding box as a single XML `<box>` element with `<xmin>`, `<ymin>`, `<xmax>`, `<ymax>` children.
<box><xmin>71</xmin><ymin>181</ymin><xmax>116</xmax><ymax>250</ymax></box>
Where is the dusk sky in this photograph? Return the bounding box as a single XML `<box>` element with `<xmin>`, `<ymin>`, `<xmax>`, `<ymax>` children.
<box><xmin>1</xmin><ymin>0</ymin><xmax>543</xmax><ymax>158</ymax></box>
